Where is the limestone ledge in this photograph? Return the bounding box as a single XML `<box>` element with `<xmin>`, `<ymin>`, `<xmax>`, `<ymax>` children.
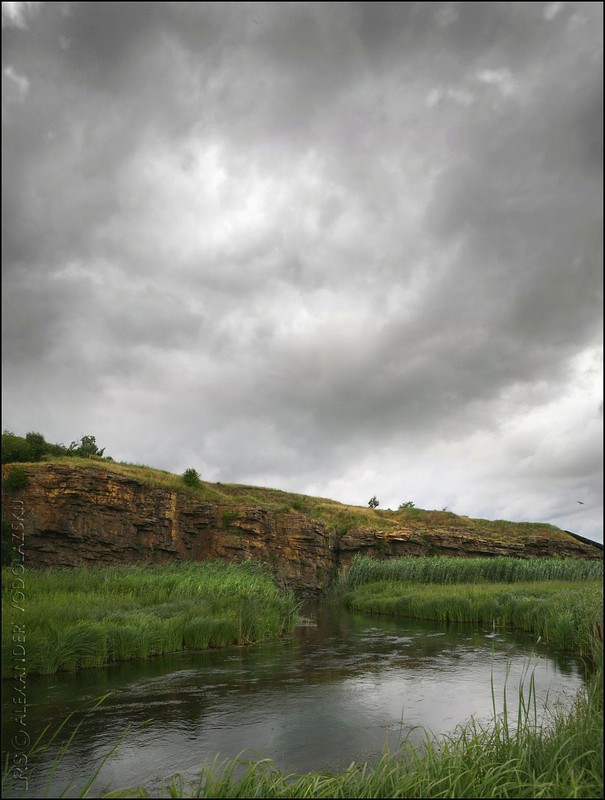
<box><xmin>2</xmin><ymin>464</ymin><xmax>601</xmax><ymax>592</ymax></box>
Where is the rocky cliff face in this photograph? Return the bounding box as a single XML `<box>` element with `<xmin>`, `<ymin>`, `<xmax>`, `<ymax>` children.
<box><xmin>2</xmin><ymin>464</ymin><xmax>601</xmax><ymax>592</ymax></box>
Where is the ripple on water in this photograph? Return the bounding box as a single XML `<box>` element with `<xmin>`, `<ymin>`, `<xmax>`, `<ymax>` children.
<box><xmin>2</xmin><ymin>610</ymin><xmax>587</xmax><ymax>798</ymax></box>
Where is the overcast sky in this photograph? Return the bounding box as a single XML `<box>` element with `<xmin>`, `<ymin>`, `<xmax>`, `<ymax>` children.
<box><xmin>2</xmin><ymin>2</ymin><xmax>602</xmax><ymax>542</ymax></box>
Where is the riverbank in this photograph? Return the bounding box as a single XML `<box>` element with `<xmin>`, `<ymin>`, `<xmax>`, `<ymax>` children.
<box><xmin>117</xmin><ymin>555</ymin><xmax>603</xmax><ymax>798</ymax></box>
<box><xmin>333</xmin><ymin>555</ymin><xmax>603</xmax><ymax>661</ymax></box>
<box><xmin>2</xmin><ymin>556</ymin><xmax>602</xmax><ymax>797</ymax></box>
<box><xmin>1</xmin><ymin>560</ymin><xmax>299</xmax><ymax>677</ymax></box>
<box><xmin>122</xmin><ymin>559</ymin><xmax>603</xmax><ymax>798</ymax></box>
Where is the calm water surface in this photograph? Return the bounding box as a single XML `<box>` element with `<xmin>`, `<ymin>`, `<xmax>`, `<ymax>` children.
<box><xmin>3</xmin><ymin>602</ymin><xmax>587</xmax><ymax>797</ymax></box>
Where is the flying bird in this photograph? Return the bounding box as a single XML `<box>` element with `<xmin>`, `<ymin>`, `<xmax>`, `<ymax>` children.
<box><xmin>577</xmin><ymin>501</ymin><xmax>585</xmax><ymax>505</ymax></box>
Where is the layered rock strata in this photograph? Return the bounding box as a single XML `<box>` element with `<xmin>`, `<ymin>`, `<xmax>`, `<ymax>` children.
<box><xmin>2</xmin><ymin>464</ymin><xmax>601</xmax><ymax>592</ymax></box>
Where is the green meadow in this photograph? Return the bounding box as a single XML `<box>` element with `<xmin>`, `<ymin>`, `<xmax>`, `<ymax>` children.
<box><xmin>1</xmin><ymin>560</ymin><xmax>299</xmax><ymax>677</ymax></box>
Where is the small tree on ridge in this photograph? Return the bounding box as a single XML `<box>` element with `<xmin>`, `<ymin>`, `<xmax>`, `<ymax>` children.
<box><xmin>182</xmin><ymin>468</ymin><xmax>201</xmax><ymax>488</ymax></box>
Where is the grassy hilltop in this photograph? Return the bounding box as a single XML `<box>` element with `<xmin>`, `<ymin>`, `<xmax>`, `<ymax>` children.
<box><xmin>6</xmin><ymin>454</ymin><xmax>598</xmax><ymax>550</ymax></box>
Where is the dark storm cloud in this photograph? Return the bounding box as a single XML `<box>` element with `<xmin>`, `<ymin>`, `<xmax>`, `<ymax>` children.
<box><xmin>2</xmin><ymin>2</ymin><xmax>602</xmax><ymax>540</ymax></box>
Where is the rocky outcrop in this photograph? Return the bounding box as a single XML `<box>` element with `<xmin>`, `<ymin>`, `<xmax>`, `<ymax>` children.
<box><xmin>2</xmin><ymin>464</ymin><xmax>601</xmax><ymax>592</ymax></box>
<box><xmin>337</xmin><ymin>526</ymin><xmax>602</xmax><ymax>563</ymax></box>
<box><xmin>2</xmin><ymin>465</ymin><xmax>335</xmax><ymax>591</ymax></box>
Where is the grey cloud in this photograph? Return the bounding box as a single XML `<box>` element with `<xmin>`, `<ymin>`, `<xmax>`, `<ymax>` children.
<box><xmin>2</xmin><ymin>268</ymin><xmax>91</xmax><ymax>361</ymax></box>
<box><xmin>2</xmin><ymin>2</ymin><xmax>602</xmax><ymax>541</ymax></box>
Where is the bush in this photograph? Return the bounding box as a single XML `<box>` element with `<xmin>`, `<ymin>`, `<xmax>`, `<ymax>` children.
<box><xmin>182</xmin><ymin>468</ymin><xmax>201</xmax><ymax>488</ymax></box>
<box><xmin>368</xmin><ymin>496</ymin><xmax>379</xmax><ymax>508</ymax></box>
<box><xmin>47</xmin><ymin>442</ymin><xmax>69</xmax><ymax>457</ymax></box>
<box><xmin>68</xmin><ymin>435</ymin><xmax>105</xmax><ymax>458</ymax></box>
<box><xmin>25</xmin><ymin>431</ymin><xmax>48</xmax><ymax>461</ymax></box>
<box><xmin>2</xmin><ymin>430</ymin><xmax>101</xmax><ymax>462</ymax></box>
<box><xmin>1</xmin><ymin>431</ymin><xmax>32</xmax><ymax>464</ymax></box>
<box><xmin>398</xmin><ymin>500</ymin><xmax>415</xmax><ymax>509</ymax></box>
<box><xmin>3</xmin><ymin>466</ymin><xmax>29</xmax><ymax>493</ymax></box>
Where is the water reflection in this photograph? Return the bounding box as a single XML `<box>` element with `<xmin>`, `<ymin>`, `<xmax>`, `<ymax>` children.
<box><xmin>2</xmin><ymin>602</ymin><xmax>587</xmax><ymax>798</ymax></box>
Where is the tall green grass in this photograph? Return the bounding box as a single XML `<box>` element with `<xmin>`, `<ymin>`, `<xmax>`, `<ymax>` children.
<box><xmin>1</xmin><ymin>561</ymin><xmax>299</xmax><ymax>677</ymax></box>
<box><xmin>332</xmin><ymin>554</ymin><xmax>603</xmax><ymax>594</ymax></box>
<box><xmin>332</xmin><ymin>556</ymin><xmax>603</xmax><ymax>659</ymax></box>
<box><xmin>343</xmin><ymin>579</ymin><xmax>602</xmax><ymax>661</ymax></box>
<box><xmin>2</xmin><ymin>693</ymin><xmax>135</xmax><ymax>799</ymax></box>
<box><xmin>331</xmin><ymin>556</ymin><xmax>602</xmax><ymax>663</ymax></box>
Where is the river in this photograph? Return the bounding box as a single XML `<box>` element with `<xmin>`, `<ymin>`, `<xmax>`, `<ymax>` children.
<box><xmin>2</xmin><ymin>601</ymin><xmax>587</xmax><ymax>798</ymax></box>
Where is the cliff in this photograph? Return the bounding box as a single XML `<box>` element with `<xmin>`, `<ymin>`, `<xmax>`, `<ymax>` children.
<box><xmin>2</xmin><ymin>462</ymin><xmax>602</xmax><ymax>592</ymax></box>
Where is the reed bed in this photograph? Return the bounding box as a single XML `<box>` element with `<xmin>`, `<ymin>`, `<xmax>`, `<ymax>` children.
<box><xmin>329</xmin><ymin>555</ymin><xmax>603</xmax><ymax>663</ymax></box>
<box><xmin>1</xmin><ymin>561</ymin><xmax>299</xmax><ymax>677</ymax></box>
<box><xmin>332</xmin><ymin>554</ymin><xmax>603</xmax><ymax>594</ymax></box>
<box><xmin>343</xmin><ymin>579</ymin><xmax>602</xmax><ymax>661</ymax></box>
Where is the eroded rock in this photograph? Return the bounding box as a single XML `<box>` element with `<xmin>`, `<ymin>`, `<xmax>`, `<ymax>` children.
<box><xmin>2</xmin><ymin>464</ymin><xmax>601</xmax><ymax>592</ymax></box>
